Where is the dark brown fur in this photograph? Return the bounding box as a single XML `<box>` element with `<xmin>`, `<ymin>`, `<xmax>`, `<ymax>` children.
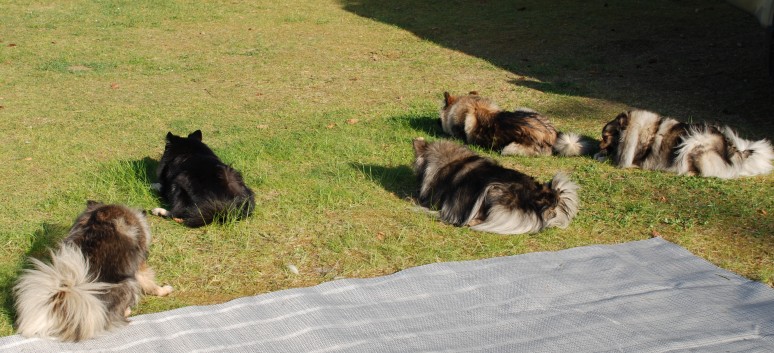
<box><xmin>440</xmin><ymin>92</ymin><xmax>593</xmax><ymax>157</ymax></box>
<box><xmin>63</xmin><ymin>201</ymin><xmax>169</xmax><ymax>326</ymax></box>
<box><xmin>14</xmin><ymin>201</ymin><xmax>173</xmax><ymax>342</ymax></box>
<box><xmin>411</xmin><ymin>139</ymin><xmax>580</xmax><ymax>234</ymax></box>
<box><xmin>441</xmin><ymin>92</ymin><xmax>557</xmax><ymax>155</ymax></box>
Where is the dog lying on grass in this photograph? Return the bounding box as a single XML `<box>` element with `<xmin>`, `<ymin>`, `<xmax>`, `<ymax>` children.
<box><xmin>411</xmin><ymin>138</ymin><xmax>580</xmax><ymax>234</ymax></box>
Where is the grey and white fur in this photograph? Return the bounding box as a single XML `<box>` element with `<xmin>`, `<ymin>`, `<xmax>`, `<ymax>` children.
<box><xmin>13</xmin><ymin>201</ymin><xmax>173</xmax><ymax>342</ymax></box>
<box><xmin>595</xmin><ymin>110</ymin><xmax>773</xmax><ymax>178</ymax></box>
<box><xmin>412</xmin><ymin>138</ymin><xmax>580</xmax><ymax>235</ymax></box>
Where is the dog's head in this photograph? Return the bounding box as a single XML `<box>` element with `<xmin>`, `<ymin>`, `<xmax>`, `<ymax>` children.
<box><xmin>162</xmin><ymin>130</ymin><xmax>206</xmax><ymax>155</ymax></box>
<box><xmin>165</xmin><ymin>130</ymin><xmax>202</xmax><ymax>144</ymax></box>
<box><xmin>441</xmin><ymin>91</ymin><xmax>479</xmax><ymax>109</ymax></box>
<box><xmin>599</xmin><ymin>112</ymin><xmax>629</xmax><ymax>153</ymax></box>
<box><xmin>440</xmin><ymin>91</ymin><xmax>481</xmax><ymax>135</ymax></box>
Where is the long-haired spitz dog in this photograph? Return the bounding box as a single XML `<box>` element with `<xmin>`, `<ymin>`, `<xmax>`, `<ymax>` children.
<box><xmin>440</xmin><ymin>91</ymin><xmax>593</xmax><ymax>157</ymax></box>
<box><xmin>14</xmin><ymin>201</ymin><xmax>173</xmax><ymax>342</ymax></box>
<box><xmin>595</xmin><ymin>110</ymin><xmax>773</xmax><ymax>178</ymax></box>
<box><xmin>151</xmin><ymin>130</ymin><xmax>255</xmax><ymax>227</ymax></box>
<box><xmin>411</xmin><ymin>138</ymin><xmax>580</xmax><ymax>234</ymax></box>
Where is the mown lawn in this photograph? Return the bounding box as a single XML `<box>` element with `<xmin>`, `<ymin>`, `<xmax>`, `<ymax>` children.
<box><xmin>0</xmin><ymin>0</ymin><xmax>772</xmax><ymax>337</ymax></box>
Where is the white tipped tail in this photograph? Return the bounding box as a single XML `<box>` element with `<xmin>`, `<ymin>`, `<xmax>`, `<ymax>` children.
<box><xmin>470</xmin><ymin>173</ymin><xmax>580</xmax><ymax>235</ymax></box>
<box><xmin>543</xmin><ymin>173</ymin><xmax>580</xmax><ymax>229</ymax></box>
<box><xmin>721</xmin><ymin>127</ymin><xmax>773</xmax><ymax>178</ymax></box>
<box><xmin>469</xmin><ymin>201</ymin><xmax>544</xmax><ymax>235</ymax></box>
<box><xmin>676</xmin><ymin>126</ymin><xmax>773</xmax><ymax>179</ymax></box>
<box><xmin>14</xmin><ymin>245</ymin><xmax>113</xmax><ymax>342</ymax></box>
<box><xmin>554</xmin><ymin>132</ymin><xmax>594</xmax><ymax>157</ymax></box>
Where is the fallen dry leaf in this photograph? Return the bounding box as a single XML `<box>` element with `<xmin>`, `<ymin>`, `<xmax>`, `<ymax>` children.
<box><xmin>110</xmin><ymin>83</ymin><xmax>120</xmax><ymax>89</ymax></box>
<box><xmin>376</xmin><ymin>232</ymin><xmax>385</xmax><ymax>241</ymax></box>
<box><xmin>651</xmin><ymin>230</ymin><xmax>662</xmax><ymax>238</ymax></box>
<box><xmin>760</xmin><ymin>209</ymin><xmax>768</xmax><ymax>216</ymax></box>
<box><xmin>346</xmin><ymin>119</ymin><xmax>359</xmax><ymax>125</ymax></box>
<box><xmin>326</xmin><ymin>123</ymin><xmax>336</xmax><ymax>129</ymax></box>
<box><xmin>286</xmin><ymin>264</ymin><xmax>299</xmax><ymax>275</ymax></box>
<box><xmin>23</xmin><ymin>157</ymin><xmax>32</xmax><ymax>161</ymax></box>
<box><xmin>8</xmin><ymin>43</ymin><xmax>17</xmax><ymax>47</ymax></box>
<box><xmin>256</xmin><ymin>124</ymin><xmax>268</xmax><ymax>129</ymax></box>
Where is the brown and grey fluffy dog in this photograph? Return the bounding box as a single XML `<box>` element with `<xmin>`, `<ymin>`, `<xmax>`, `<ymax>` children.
<box><xmin>412</xmin><ymin>138</ymin><xmax>580</xmax><ymax>234</ymax></box>
<box><xmin>13</xmin><ymin>201</ymin><xmax>173</xmax><ymax>342</ymax></box>
<box><xmin>151</xmin><ymin>130</ymin><xmax>255</xmax><ymax>227</ymax></box>
<box><xmin>440</xmin><ymin>91</ymin><xmax>593</xmax><ymax>157</ymax></box>
<box><xmin>595</xmin><ymin>110</ymin><xmax>773</xmax><ymax>178</ymax></box>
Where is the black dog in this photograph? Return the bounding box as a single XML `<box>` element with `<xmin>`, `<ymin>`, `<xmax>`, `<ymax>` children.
<box><xmin>152</xmin><ymin>130</ymin><xmax>255</xmax><ymax>227</ymax></box>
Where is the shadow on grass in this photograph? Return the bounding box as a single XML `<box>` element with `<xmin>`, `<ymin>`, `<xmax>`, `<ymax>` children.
<box><xmin>127</xmin><ymin>157</ymin><xmax>166</xmax><ymax>209</ymax></box>
<box><xmin>340</xmin><ymin>0</ymin><xmax>774</xmax><ymax>133</ymax></box>
<box><xmin>390</xmin><ymin>114</ymin><xmax>445</xmax><ymax>138</ymax></box>
<box><xmin>130</xmin><ymin>157</ymin><xmax>159</xmax><ymax>185</ymax></box>
<box><xmin>350</xmin><ymin>163</ymin><xmax>416</xmax><ymax>199</ymax></box>
<box><xmin>1</xmin><ymin>223</ymin><xmax>69</xmax><ymax>326</ymax></box>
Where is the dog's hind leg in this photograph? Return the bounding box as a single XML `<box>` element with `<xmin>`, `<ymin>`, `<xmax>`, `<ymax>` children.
<box><xmin>136</xmin><ymin>262</ymin><xmax>174</xmax><ymax>297</ymax></box>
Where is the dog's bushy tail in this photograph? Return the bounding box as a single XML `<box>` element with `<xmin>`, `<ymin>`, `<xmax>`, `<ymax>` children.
<box><xmin>14</xmin><ymin>244</ymin><xmax>114</xmax><ymax>342</ymax></box>
<box><xmin>543</xmin><ymin>172</ymin><xmax>581</xmax><ymax>229</ymax></box>
<box><xmin>721</xmin><ymin>127</ymin><xmax>773</xmax><ymax>178</ymax></box>
<box><xmin>469</xmin><ymin>173</ymin><xmax>580</xmax><ymax>234</ymax></box>
<box><xmin>677</xmin><ymin>126</ymin><xmax>773</xmax><ymax>178</ymax></box>
<box><xmin>553</xmin><ymin>132</ymin><xmax>595</xmax><ymax>157</ymax></box>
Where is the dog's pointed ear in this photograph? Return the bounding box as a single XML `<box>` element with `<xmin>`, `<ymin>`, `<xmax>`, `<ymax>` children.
<box><xmin>616</xmin><ymin>112</ymin><xmax>629</xmax><ymax>130</ymax></box>
<box><xmin>412</xmin><ymin>137</ymin><xmax>428</xmax><ymax>156</ymax></box>
<box><xmin>443</xmin><ymin>92</ymin><xmax>454</xmax><ymax>107</ymax></box>
<box><xmin>86</xmin><ymin>200</ymin><xmax>103</xmax><ymax>210</ymax></box>
<box><xmin>188</xmin><ymin>130</ymin><xmax>203</xmax><ymax>141</ymax></box>
<box><xmin>166</xmin><ymin>132</ymin><xmax>174</xmax><ymax>141</ymax></box>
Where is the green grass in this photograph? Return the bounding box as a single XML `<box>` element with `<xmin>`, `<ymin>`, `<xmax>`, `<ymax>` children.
<box><xmin>1</xmin><ymin>0</ymin><xmax>773</xmax><ymax>337</ymax></box>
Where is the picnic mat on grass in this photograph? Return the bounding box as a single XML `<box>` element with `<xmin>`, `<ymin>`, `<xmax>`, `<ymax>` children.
<box><xmin>1</xmin><ymin>237</ymin><xmax>773</xmax><ymax>352</ymax></box>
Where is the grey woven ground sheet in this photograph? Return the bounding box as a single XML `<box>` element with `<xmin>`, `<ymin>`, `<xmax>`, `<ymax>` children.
<box><xmin>1</xmin><ymin>237</ymin><xmax>773</xmax><ymax>352</ymax></box>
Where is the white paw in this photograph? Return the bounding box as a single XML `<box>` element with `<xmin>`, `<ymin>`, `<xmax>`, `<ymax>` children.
<box><xmin>157</xmin><ymin>285</ymin><xmax>174</xmax><ymax>297</ymax></box>
<box><xmin>150</xmin><ymin>183</ymin><xmax>162</xmax><ymax>192</ymax></box>
<box><xmin>151</xmin><ymin>208</ymin><xmax>169</xmax><ymax>217</ymax></box>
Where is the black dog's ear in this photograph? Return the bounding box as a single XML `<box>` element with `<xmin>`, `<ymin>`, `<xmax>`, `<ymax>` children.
<box><xmin>188</xmin><ymin>130</ymin><xmax>203</xmax><ymax>141</ymax></box>
<box><xmin>166</xmin><ymin>132</ymin><xmax>174</xmax><ymax>141</ymax></box>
